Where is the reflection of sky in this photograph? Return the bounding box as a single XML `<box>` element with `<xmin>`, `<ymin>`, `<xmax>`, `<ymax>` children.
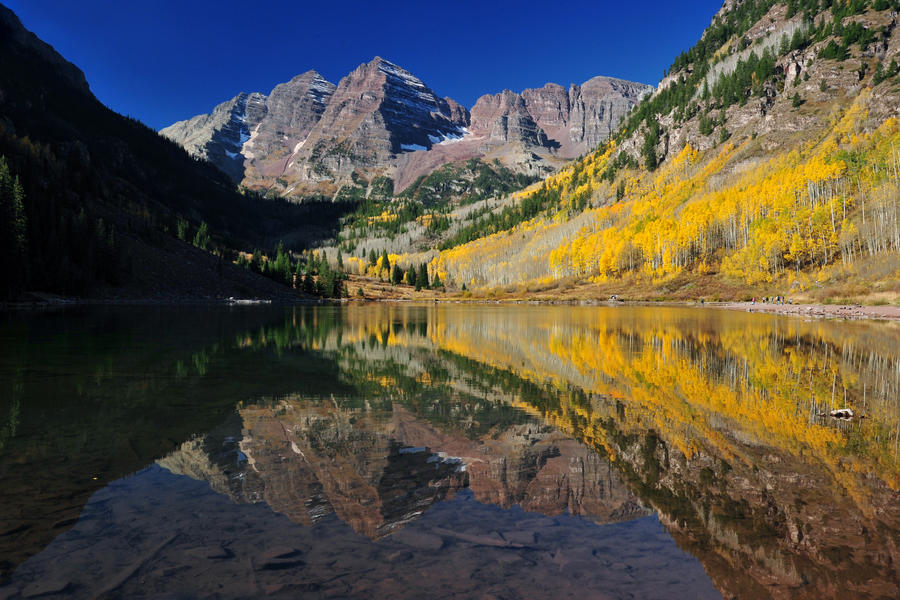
<box><xmin>5</xmin><ymin>465</ymin><xmax>721</xmax><ymax>599</ymax></box>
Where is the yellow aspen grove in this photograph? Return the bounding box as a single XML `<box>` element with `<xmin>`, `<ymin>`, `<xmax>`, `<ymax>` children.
<box><xmin>435</xmin><ymin>91</ymin><xmax>900</xmax><ymax>293</ymax></box>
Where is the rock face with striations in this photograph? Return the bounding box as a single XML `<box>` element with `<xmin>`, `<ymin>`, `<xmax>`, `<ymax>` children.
<box><xmin>160</xmin><ymin>92</ymin><xmax>267</xmax><ymax>182</ymax></box>
<box><xmin>279</xmin><ymin>57</ymin><xmax>470</xmax><ymax>193</ymax></box>
<box><xmin>240</xmin><ymin>70</ymin><xmax>336</xmax><ymax>189</ymax></box>
<box><xmin>161</xmin><ymin>58</ymin><xmax>651</xmax><ymax>198</ymax></box>
<box><xmin>471</xmin><ymin>76</ymin><xmax>653</xmax><ymax>158</ymax></box>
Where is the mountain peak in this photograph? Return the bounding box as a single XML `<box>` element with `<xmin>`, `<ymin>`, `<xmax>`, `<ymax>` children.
<box><xmin>288</xmin><ymin>69</ymin><xmax>329</xmax><ymax>84</ymax></box>
<box><xmin>364</xmin><ymin>56</ymin><xmax>426</xmax><ymax>88</ymax></box>
<box><xmin>0</xmin><ymin>4</ymin><xmax>90</xmax><ymax>95</ymax></box>
<box><xmin>162</xmin><ymin>58</ymin><xmax>649</xmax><ymax>198</ymax></box>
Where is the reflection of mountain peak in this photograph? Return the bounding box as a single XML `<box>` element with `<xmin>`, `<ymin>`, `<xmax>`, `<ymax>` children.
<box><xmin>158</xmin><ymin>397</ymin><xmax>647</xmax><ymax>538</ymax></box>
<box><xmin>158</xmin><ymin>403</ymin><xmax>469</xmax><ymax>538</ymax></box>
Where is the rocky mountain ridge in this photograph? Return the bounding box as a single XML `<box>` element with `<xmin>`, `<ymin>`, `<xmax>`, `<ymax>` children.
<box><xmin>161</xmin><ymin>58</ymin><xmax>652</xmax><ymax>199</ymax></box>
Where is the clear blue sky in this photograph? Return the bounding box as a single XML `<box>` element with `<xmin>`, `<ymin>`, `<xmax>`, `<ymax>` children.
<box><xmin>6</xmin><ymin>0</ymin><xmax>723</xmax><ymax>130</ymax></box>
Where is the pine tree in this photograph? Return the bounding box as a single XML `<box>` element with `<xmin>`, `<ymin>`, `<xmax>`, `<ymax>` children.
<box><xmin>391</xmin><ymin>263</ymin><xmax>403</xmax><ymax>285</ymax></box>
<box><xmin>251</xmin><ymin>249</ymin><xmax>263</xmax><ymax>273</ymax></box>
<box><xmin>11</xmin><ymin>177</ymin><xmax>27</xmax><ymax>261</ymax></box>
<box><xmin>642</xmin><ymin>119</ymin><xmax>661</xmax><ymax>171</ymax></box>
<box><xmin>293</xmin><ymin>260</ymin><xmax>302</xmax><ymax>288</ymax></box>
<box><xmin>381</xmin><ymin>250</ymin><xmax>390</xmax><ymax>280</ymax></box>
<box><xmin>176</xmin><ymin>218</ymin><xmax>189</xmax><ymax>241</ymax></box>
<box><xmin>193</xmin><ymin>221</ymin><xmax>210</xmax><ymax>250</ymax></box>
<box><xmin>0</xmin><ymin>158</ymin><xmax>28</xmax><ymax>297</ymax></box>
<box><xmin>417</xmin><ymin>263</ymin><xmax>429</xmax><ymax>289</ymax></box>
<box><xmin>873</xmin><ymin>61</ymin><xmax>886</xmax><ymax>85</ymax></box>
<box><xmin>272</xmin><ymin>242</ymin><xmax>291</xmax><ymax>284</ymax></box>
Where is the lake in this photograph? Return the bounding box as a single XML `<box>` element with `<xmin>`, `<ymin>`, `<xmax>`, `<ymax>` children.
<box><xmin>0</xmin><ymin>304</ymin><xmax>898</xmax><ymax>599</ymax></box>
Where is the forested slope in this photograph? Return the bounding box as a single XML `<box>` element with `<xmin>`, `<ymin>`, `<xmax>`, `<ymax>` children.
<box><xmin>430</xmin><ymin>0</ymin><xmax>900</xmax><ymax>302</ymax></box>
<box><xmin>0</xmin><ymin>4</ymin><xmax>344</xmax><ymax>299</ymax></box>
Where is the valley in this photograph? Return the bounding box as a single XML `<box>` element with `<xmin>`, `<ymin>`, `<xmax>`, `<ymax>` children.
<box><xmin>1</xmin><ymin>1</ymin><xmax>899</xmax><ymax>307</ymax></box>
<box><xmin>1</xmin><ymin>4</ymin><xmax>899</xmax><ymax>596</ymax></box>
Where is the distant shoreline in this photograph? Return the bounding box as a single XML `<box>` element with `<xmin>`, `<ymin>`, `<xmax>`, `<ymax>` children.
<box><xmin>369</xmin><ymin>297</ymin><xmax>900</xmax><ymax>321</ymax></box>
<box><xmin>5</xmin><ymin>294</ymin><xmax>900</xmax><ymax>322</ymax></box>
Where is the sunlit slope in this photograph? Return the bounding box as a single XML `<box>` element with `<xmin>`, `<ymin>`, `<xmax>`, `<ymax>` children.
<box><xmin>431</xmin><ymin>1</ymin><xmax>900</xmax><ymax>299</ymax></box>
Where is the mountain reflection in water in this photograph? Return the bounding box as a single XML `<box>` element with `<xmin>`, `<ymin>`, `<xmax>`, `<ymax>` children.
<box><xmin>0</xmin><ymin>305</ymin><xmax>897</xmax><ymax>599</ymax></box>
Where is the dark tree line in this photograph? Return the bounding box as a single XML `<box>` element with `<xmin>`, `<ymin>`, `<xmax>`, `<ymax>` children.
<box><xmin>0</xmin><ymin>11</ymin><xmax>357</xmax><ymax>298</ymax></box>
<box><xmin>0</xmin><ymin>147</ymin><xmax>127</xmax><ymax>298</ymax></box>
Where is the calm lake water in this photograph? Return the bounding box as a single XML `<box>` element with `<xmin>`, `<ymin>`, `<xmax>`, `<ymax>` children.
<box><xmin>0</xmin><ymin>304</ymin><xmax>898</xmax><ymax>599</ymax></box>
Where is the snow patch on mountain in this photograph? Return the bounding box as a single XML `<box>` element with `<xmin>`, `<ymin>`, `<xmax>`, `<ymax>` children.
<box><xmin>429</xmin><ymin>128</ymin><xmax>469</xmax><ymax>145</ymax></box>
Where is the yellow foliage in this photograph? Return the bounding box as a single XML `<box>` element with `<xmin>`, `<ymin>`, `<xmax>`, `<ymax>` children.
<box><xmin>434</xmin><ymin>94</ymin><xmax>900</xmax><ymax>289</ymax></box>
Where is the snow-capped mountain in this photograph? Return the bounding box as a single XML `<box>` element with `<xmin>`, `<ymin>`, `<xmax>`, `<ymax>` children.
<box><xmin>161</xmin><ymin>57</ymin><xmax>651</xmax><ymax>199</ymax></box>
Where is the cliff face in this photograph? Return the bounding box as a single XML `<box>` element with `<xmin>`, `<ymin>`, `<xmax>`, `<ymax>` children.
<box><xmin>161</xmin><ymin>59</ymin><xmax>650</xmax><ymax>198</ymax></box>
<box><xmin>469</xmin><ymin>89</ymin><xmax>549</xmax><ymax>148</ymax></box>
<box><xmin>240</xmin><ymin>71</ymin><xmax>335</xmax><ymax>188</ymax></box>
<box><xmin>472</xmin><ymin>77</ymin><xmax>653</xmax><ymax>157</ymax></box>
<box><xmin>160</xmin><ymin>92</ymin><xmax>268</xmax><ymax>181</ymax></box>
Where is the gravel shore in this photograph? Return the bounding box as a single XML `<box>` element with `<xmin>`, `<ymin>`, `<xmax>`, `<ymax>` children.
<box><xmin>720</xmin><ymin>301</ymin><xmax>900</xmax><ymax>321</ymax></box>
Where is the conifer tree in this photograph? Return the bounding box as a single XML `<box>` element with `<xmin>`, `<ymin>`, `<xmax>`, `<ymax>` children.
<box><xmin>0</xmin><ymin>158</ymin><xmax>28</xmax><ymax>298</ymax></box>
<box><xmin>642</xmin><ymin>119</ymin><xmax>661</xmax><ymax>171</ymax></box>
<box><xmin>193</xmin><ymin>221</ymin><xmax>210</xmax><ymax>250</ymax></box>
<box><xmin>381</xmin><ymin>250</ymin><xmax>390</xmax><ymax>280</ymax></box>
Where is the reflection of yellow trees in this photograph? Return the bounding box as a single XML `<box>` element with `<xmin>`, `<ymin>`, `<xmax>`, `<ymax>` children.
<box><xmin>230</xmin><ymin>305</ymin><xmax>900</xmax><ymax>503</ymax></box>
<box><xmin>433</xmin><ymin>91</ymin><xmax>900</xmax><ymax>289</ymax></box>
<box><xmin>420</xmin><ymin>307</ymin><xmax>900</xmax><ymax>501</ymax></box>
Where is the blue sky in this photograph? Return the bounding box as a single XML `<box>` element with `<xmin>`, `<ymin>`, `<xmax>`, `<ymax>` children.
<box><xmin>7</xmin><ymin>0</ymin><xmax>723</xmax><ymax>130</ymax></box>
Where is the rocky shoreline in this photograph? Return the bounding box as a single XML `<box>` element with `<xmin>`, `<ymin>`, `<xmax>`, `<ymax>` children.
<box><xmin>719</xmin><ymin>300</ymin><xmax>900</xmax><ymax>321</ymax></box>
